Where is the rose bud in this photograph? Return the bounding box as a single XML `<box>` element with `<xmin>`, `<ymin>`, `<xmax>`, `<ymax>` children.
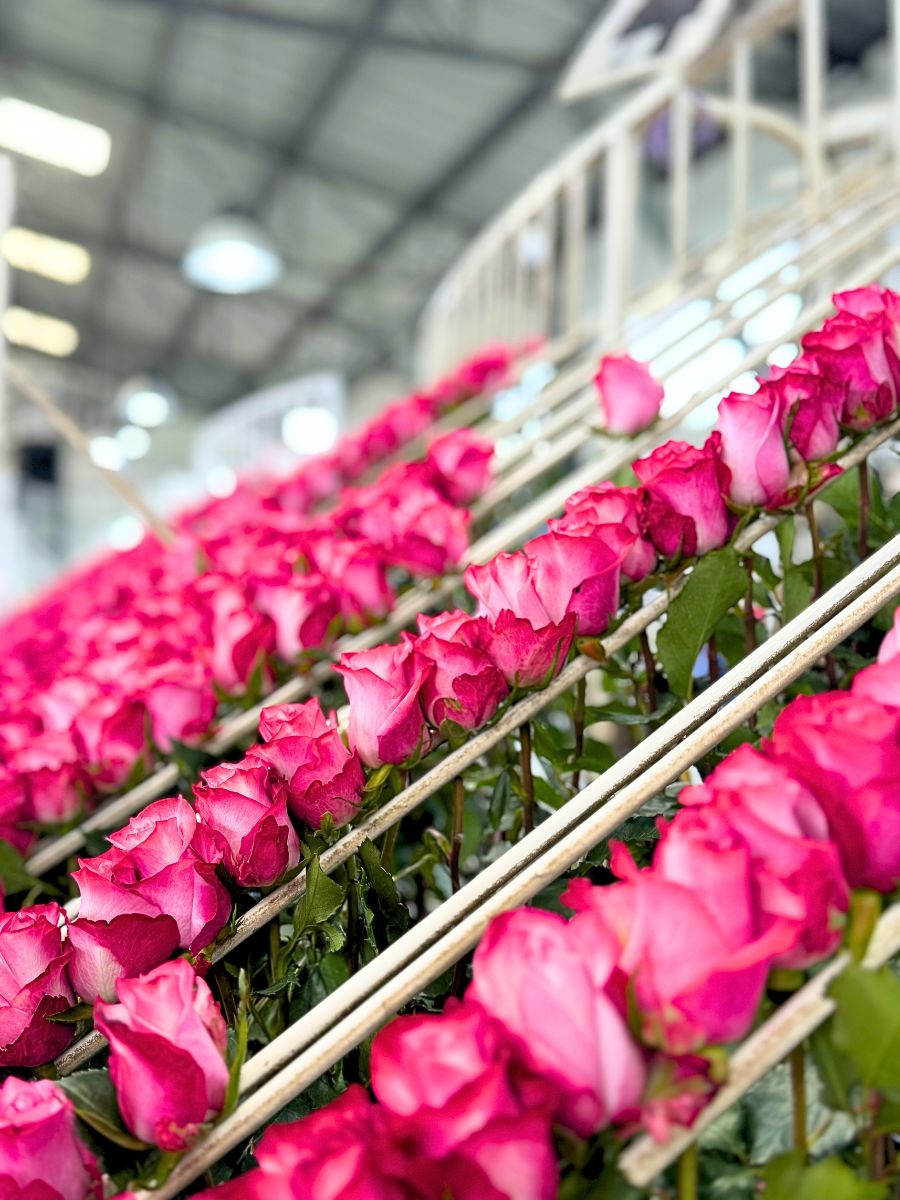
<box><xmin>766</xmin><ymin>361</ymin><xmax>842</xmax><ymax>460</ymax></box>
<box><xmin>337</xmin><ymin>642</ymin><xmax>434</xmax><ymax>768</ymax></box>
<box><xmin>94</xmin><ymin>959</ymin><xmax>229</xmax><ymax>1151</ymax></box>
<box><xmin>523</xmin><ymin>530</ymin><xmax>630</xmax><ymax>636</ymax></box>
<box><xmin>595</xmin><ymin>353</ymin><xmax>664</xmax><ymax>435</ymax></box>
<box><xmin>192</xmin><ymin>575</ymin><xmax>275</xmax><ymax>695</ymax></box>
<box><xmin>802</xmin><ymin>296</ymin><xmax>899</xmax><ymax>429</ymax></box>
<box><xmin>0</xmin><ymin>903</ymin><xmax>74</xmax><ymax>1068</ymax></box>
<box><xmin>633</xmin><ymin>434</ymin><xmax>732</xmax><ymax>557</ymax></box>
<box><xmin>193</xmin><ymin>759</ymin><xmax>300</xmax><ymax>886</ymax></box>
<box><xmin>140</xmin><ymin>658</ymin><xmax>217</xmax><ymax>753</ymax></box>
<box><xmin>248</xmin><ymin>699</ymin><xmax>365</xmax><ymax>829</ymax></box>
<box><xmin>0</xmin><ymin>1077</ymin><xmax>102</xmax><ymax>1200</ymax></box>
<box><xmin>550</xmin><ymin>483</ymin><xmax>656</xmax><ymax>581</ymax></box>
<box><xmin>425</xmin><ymin>428</ymin><xmax>494</xmax><ymax>505</ymax></box>
<box><xmin>12</xmin><ymin>730</ymin><xmax>89</xmax><ymax>825</ymax></box>
<box><xmin>297</xmin><ymin>532</ymin><xmax>394</xmax><ymax>622</ymax></box>
<box><xmin>417</xmin><ymin>608</ymin><xmax>576</xmax><ymax>691</ymax></box>
<box><xmin>67</xmin><ymin>912</ymin><xmax>181</xmax><ymax>1004</ymax></box>
<box><xmin>715</xmin><ymin>387</ymin><xmax>791</xmax><ymax>507</ymax></box>
<box><xmin>71</xmin><ymin>692</ymin><xmax>151</xmax><ymax>794</ymax></box>
<box><xmin>252</xmin><ymin>572</ymin><xmax>342</xmax><ymax>663</ymax></box>
<box><xmin>468</xmin><ymin>908</ymin><xmax>646</xmax><ymax>1137</ymax></box>
<box><xmin>413</xmin><ymin>632</ymin><xmax>508</xmax><ymax>733</ymax></box>
<box><xmin>73</xmin><ymin>796</ymin><xmax>232</xmax><ymax>956</ymax></box>
<box><xmin>766</xmin><ymin>691</ymin><xmax>900</xmax><ymax>893</ymax></box>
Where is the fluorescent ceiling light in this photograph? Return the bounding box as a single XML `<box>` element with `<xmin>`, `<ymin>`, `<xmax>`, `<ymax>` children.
<box><xmin>116</xmin><ymin>376</ymin><xmax>176</xmax><ymax>428</ymax></box>
<box><xmin>107</xmin><ymin>514</ymin><xmax>144</xmax><ymax>550</ymax></box>
<box><xmin>2</xmin><ymin>226</ymin><xmax>91</xmax><ymax>284</ymax></box>
<box><xmin>0</xmin><ymin>98</ymin><xmax>110</xmax><ymax>176</ymax></box>
<box><xmin>89</xmin><ymin>435</ymin><xmax>125</xmax><ymax>472</ymax></box>
<box><xmin>282</xmin><ymin>405</ymin><xmax>339</xmax><ymax>456</ymax></box>
<box><xmin>3</xmin><ymin>306</ymin><xmax>79</xmax><ymax>357</ymax></box>
<box><xmin>182</xmin><ymin>212</ymin><xmax>283</xmax><ymax>294</ymax></box>
<box><xmin>205</xmin><ymin>465</ymin><xmax>237</xmax><ymax>498</ymax></box>
<box><xmin>116</xmin><ymin>424</ymin><xmax>151</xmax><ymax>461</ymax></box>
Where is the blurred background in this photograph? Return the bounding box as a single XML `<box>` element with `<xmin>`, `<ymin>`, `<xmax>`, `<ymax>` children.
<box><xmin>0</xmin><ymin>0</ymin><xmax>894</xmax><ymax>603</ymax></box>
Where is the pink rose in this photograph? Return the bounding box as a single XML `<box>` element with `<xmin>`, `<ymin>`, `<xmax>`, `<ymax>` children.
<box><xmin>766</xmin><ymin>692</ymin><xmax>900</xmax><ymax>892</ymax></box>
<box><xmin>67</xmin><ymin>912</ymin><xmax>181</xmax><ymax>1004</ymax></box>
<box><xmin>523</xmin><ymin>530</ymin><xmax>629</xmax><ymax>635</ymax></box>
<box><xmin>0</xmin><ymin>903</ymin><xmax>74</xmax><ymax>1067</ymax></box>
<box><xmin>73</xmin><ymin>692</ymin><xmax>150</xmax><ymax>793</ymax></box>
<box><xmin>248</xmin><ymin>700</ymin><xmax>365</xmax><ymax>829</ymax></box>
<box><xmin>416</xmin><ymin>608</ymin><xmax>576</xmax><ymax>690</ymax></box>
<box><xmin>12</xmin><ymin>730</ymin><xmax>88</xmax><ymax>825</ymax></box>
<box><xmin>189</xmin><ymin>575</ymin><xmax>274</xmax><ymax>694</ymax></box>
<box><xmin>633</xmin><ymin>435</ymin><xmax>731</xmax><ymax>557</ymax></box>
<box><xmin>766</xmin><ymin>362</ymin><xmax>842</xmax><ymax>460</ymax></box>
<box><xmin>550</xmin><ymin>483</ymin><xmax>656</xmax><ymax>580</ymax></box>
<box><xmin>140</xmin><ymin>659</ymin><xmax>217</xmax><ymax>753</ymax></box>
<box><xmin>194</xmin><ymin>759</ymin><xmax>301</xmax><ymax>886</ymax></box>
<box><xmin>801</xmin><ymin>305</ymin><xmax>898</xmax><ymax>430</ymax></box>
<box><xmin>715</xmin><ymin>388</ymin><xmax>791</xmax><ymax>508</ymax></box>
<box><xmin>425</xmin><ymin>429</ymin><xmax>494</xmax><ymax>505</ymax></box>
<box><xmin>252</xmin><ymin>573</ymin><xmax>342</xmax><ymax>663</ymax></box>
<box><xmin>95</xmin><ymin>959</ymin><xmax>228</xmax><ymax>1151</ymax></box>
<box><xmin>0</xmin><ymin>766</ymin><xmax>33</xmax><ymax>854</ymax></box>
<box><xmin>565</xmin><ymin>838</ymin><xmax>791</xmax><ymax>1053</ymax></box>
<box><xmin>298</xmin><ymin>533</ymin><xmax>394</xmax><ymax>622</ymax></box>
<box><xmin>679</xmin><ymin>746</ymin><xmax>848</xmax><ymax>968</ymax></box>
<box><xmin>413</xmin><ymin>631</ymin><xmax>508</xmax><ymax>732</ymax></box>
<box><xmin>0</xmin><ymin>1077</ymin><xmax>102</xmax><ymax>1200</ymax></box>
<box><xmin>595</xmin><ymin>353</ymin><xmax>664</xmax><ymax>435</ymax></box>
<box><xmin>852</xmin><ymin>609</ymin><xmax>900</xmax><ymax>709</ymax></box>
<box><xmin>337</xmin><ymin>642</ymin><xmax>434</xmax><ymax>768</ymax></box>
<box><xmin>73</xmin><ymin>796</ymin><xmax>232</xmax><ymax>955</ymax></box>
<box><xmin>468</xmin><ymin>908</ymin><xmax>646</xmax><ymax>1137</ymax></box>
<box><xmin>465</xmin><ymin>552</ymin><xmax>556</xmax><ymax>630</ymax></box>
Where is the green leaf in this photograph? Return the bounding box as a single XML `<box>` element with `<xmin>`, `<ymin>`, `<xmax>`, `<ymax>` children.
<box><xmin>584</xmin><ymin>693</ymin><xmax>678</xmax><ymax>726</ymax></box>
<box><xmin>358</xmin><ymin>839</ymin><xmax>409</xmax><ymax>942</ymax></box>
<box><xmin>657</xmin><ymin>550</ymin><xmax>747</xmax><ymax>698</ymax></box>
<box><xmin>56</xmin><ymin>1069</ymin><xmax>151</xmax><ymax>1151</ymax></box>
<box><xmin>223</xmin><ymin>969</ymin><xmax>250</xmax><ymax>1115</ymax></box>
<box><xmin>47</xmin><ymin>1003</ymin><xmax>94</xmax><ymax>1024</ymax></box>
<box><xmin>293</xmin><ymin>856</ymin><xmax>346</xmax><ymax>935</ymax></box>
<box><xmin>760</xmin><ymin>1152</ymin><xmax>886</xmax><ymax>1200</ymax></box>
<box><xmin>0</xmin><ymin>841</ymin><xmax>41</xmax><ymax>897</ymax></box>
<box><xmin>809</xmin><ymin>1025</ymin><xmax>857</xmax><ymax>1112</ymax></box>
<box><xmin>829</xmin><ymin>965</ymin><xmax>900</xmax><ymax>1090</ymax></box>
<box><xmin>783</xmin><ymin>569</ymin><xmax>812</xmax><ymax>624</ymax></box>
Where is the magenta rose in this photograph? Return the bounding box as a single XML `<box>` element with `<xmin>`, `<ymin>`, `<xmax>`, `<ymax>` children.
<box><xmin>633</xmin><ymin>435</ymin><xmax>732</xmax><ymax>557</ymax></box>
<box><xmin>715</xmin><ymin>387</ymin><xmax>791</xmax><ymax>508</ymax></box>
<box><xmin>139</xmin><ymin>658</ymin><xmax>217</xmax><ymax>753</ymax></box>
<box><xmin>252</xmin><ymin>572</ymin><xmax>342</xmax><ymax>663</ymax></box>
<box><xmin>72</xmin><ymin>692</ymin><xmax>150</xmax><ymax>793</ymax></box>
<box><xmin>465</xmin><ymin>552</ymin><xmax>556</xmax><ymax>630</ymax></box>
<box><xmin>0</xmin><ymin>765</ymin><xmax>33</xmax><ymax>853</ymax></box>
<box><xmin>95</xmin><ymin>959</ymin><xmax>228</xmax><ymax>1151</ymax></box>
<box><xmin>413</xmin><ymin>631</ymin><xmax>508</xmax><ymax>732</ymax></box>
<box><xmin>468</xmin><ymin>908</ymin><xmax>646</xmax><ymax>1137</ymax></box>
<box><xmin>337</xmin><ymin>641</ymin><xmax>434</xmax><ymax>768</ymax></box>
<box><xmin>12</xmin><ymin>730</ymin><xmax>88</xmax><ymax>825</ymax></box>
<box><xmin>853</xmin><ymin>612</ymin><xmax>900</xmax><ymax>709</ymax></box>
<box><xmin>595</xmin><ymin>353</ymin><xmax>664</xmax><ymax>435</ymax></box>
<box><xmin>298</xmin><ymin>532</ymin><xmax>394</xmax><ymax>622</ymax></box>
<box><xmin>0</xmin><ymin>1077</ymin><xmax>102</xmax><ymax>1200</ymax></box>
<box><xmin>425</xmin><ymin>428</ymin><xmax>494</xmax><ymax>505</ymax></box>
<box><xmin>0</xmin><ymin>903</ymin><xmax>74</xmax><ymax>1067</ymax></box>
<box><xmin>801</xmin><ymin>306</ymin><xmax>898</xmax><ymax>430</ymax></box>
<box><xmin>679</xmin><ymin>746</ymin><xmax>848</xmax><ymax>968</ymax></box>
<box><xmin>523</xmin><ymin>530</ymin><xmax>629</xmax><ymax>635</ymax></box>
<box><xmin>550</xmin><ymin>483</ymin><xmax>656</xmax><ymax>581</ymax></box>
<box><xmin>766</xmin><ymin>362</ymin><xmax>842</xmax><ymax>460</ymax></box>
<box><xmin>73</xmin><ymin>796</ymin><xmax>232</xmax><ymax>955</ymax></box>
<box><xmin>67</xmin><ymin>912</ymin><xmax>181</xmax><ymax>1004</ymax></box>
<box><xmin>766</xmin><ymin>691</ymin><xmax>900</xmax><ymax>892</ymax></box>
<box><xmin>193</xmin><ymin>759</ymin><xmax>300</xmax><ymax>887</ymax></box>
<box><xmin>248</xmin><ymin>699</ymin><xmax>365</xmax><ymax>828</ymax></box>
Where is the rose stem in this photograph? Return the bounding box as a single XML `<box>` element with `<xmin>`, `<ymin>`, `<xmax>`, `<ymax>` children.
<box><xmin>520</xmin><ymin>721</ymin><xmax>535</xmax><ymax>835</ymax></box>
<box><xmin>639</xmin><ymin>630</ymin><xmax>657</xmax><ymax>713</ymax></box>
<box><xmin>449</xmin><ymin>776</ymin><xmax>464</xmax><ymax>892</ymax></box>
<box><xmin>707</xmin><ymin>632</ymin><xmax>719</xmax><ymax>684</ymax></box>
<box><xmin>742</xmin><ymin>558</ymin><xmax>759</xmax><ymax>732</ymax></box>
<box><xmin>858</xmin><ymin>460</ymin><xmax>871</xmax><ymax>560</ymax></box>
<box><xmin>805</xmin><ymin>502</ymin><xmax>838</xmax><ymax>686</ymax></box>
<box><xmin>789</xmin><ymin>1043</ymin><xmax>808</xmax><ymax>1158</ymax></box>
<box><xmin>380</xmin><ymin>821</ymin><xmax>400</xmax><ymax>871</ymax></box>
<box><xmin>677</xmin><ymin>1143</ymin><xmax>698</xmax><ymax>1200</ymax></box>
<box><xmin>572</xmin><ymin>674</ymin><xmax>587</xmax><ymax>791</ymax></box>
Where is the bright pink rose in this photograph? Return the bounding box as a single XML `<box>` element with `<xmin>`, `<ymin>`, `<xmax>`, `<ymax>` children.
<box><xmin>550</xmin><ymin>483</ymin><xmax>656</xmax><ymax>580</ymax></box>
<box><xmin>140</xmin><ymin>659</ymin><xmax>217</xmax><ymax>753</ymax></box>
<box><xmin>766</xmin><ymin>362</ymin><xmax>842</xmax><ymax>460</ymax></box>
<box><xmin>426</xmin><ymin>429</ymin><xmax>494</xmax><ymax>505</ymax></box>
<box><xmin>801</xmin><ymin>303</ymin><xmax>899</xmax><ymax>430</ymax></box>
<box><xmin>468</xmin><ymin>908</ymin><xmax>646</xmax><ymax>1137</ymax></box>
<box><xmin>633</xmin><ymin>435</ymin><xmax>731</xmax><ymax>557</ymax></box>
<box><xmin>73</xmin><ymin>796</ymin><xmax>232</xmax><ymax>955</ymax></box>
<box><xmin>715</xmin><ymin>388</ymin><xmax>791</xmax><ymax>508</ymax></box>
<box><xmin>0</xmin><ymin>766</ymin><xmax>33</xmax><ymax>853</ymax></box>
<box><xmin>337</xmin><ymin>642</ymin><xmax>434</xmax><ymax>768</ymax></box>
<box><xmin>852</xmin><ymin>609</ymin><xmax>900</xmax><ymax>709</ymax></box>
<box><xmin>248</xmin><ymin>700</ymin><xmax>365</xmax><ymax>829</ymax></box>
<box><xmin>95</xmin><ymin>959</ymin><xmax>228</xmax><ymax>1151</ymax></box>
<box><xmin>12</xmin><ymin>730</ymin><xmax>87</xmax><ymax>825</ymax></box>
<box><xmin>193</xmin><ymin>760</ymin><xmax>300</xmax><ymax>886</ymax></box>
<box><xmin>298</xmin><ymin>533</ymin><xmax>394</xmax><ymax>622</ymax></box>
<box><xmin>465</xmin><ymin>552</ymin><xmax>555</xmax><ymax>630</ymax></box>
<box><xmin>766</xmin><ymin>692</ymin><xmax>900</xmax><ymax>892</ymax></box>
<box><xmin>639</xmin><ymin>1052</ymin><xmax>718</xmax><ymax>1142</ymax></box>
<box><xmin>72</xmin><ymin>692</ymin><xmax>150</xmax><ymax>793</ymax></box>
<box><xmin>413</xmin><ymin>632</ymin><xmax>508</xmax><ymax>732</ymax></box>
<box><xmin>0</xmin><ymin>1077</ymin><xmax>102</xmax><ymax>1200</ymax></box>
<box><xmin>67</xmin><ymin>912</ymin><xmax>181</xmax><ymax>1004</ymax></box>
<box><xmin>191</xmin><ymin>575</ymin><xmax>274</xmax><ymax>694</ymax></box>
<box><xmin>252</xmin><ymin>573</ymin><xmax>342</xmax><ymax>663</ymax></box>
<box><xmin>565</xmin><ymin>840</ymin><xmax>790</xmax><ymax>1054</ymax></box>
<box><xmin>595</xmin><ymin>353</ymin><xmax>664</xmax><ymax>435</ymax></box>
<box><xmin>0</xmin><ymin>903</ymin><xmax>74</xmax><ymax>1067</ymax></box>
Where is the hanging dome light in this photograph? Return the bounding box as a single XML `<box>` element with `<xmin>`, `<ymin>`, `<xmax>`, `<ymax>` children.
<box><xmin>182</xmin><ymin>210</ymin><xmax>283</xmax><ymax>295</ymax></box>
<box><xmin>115</xmin><ymin>376</ymin><xmax>178</xmax><ymax>428</ymax></box>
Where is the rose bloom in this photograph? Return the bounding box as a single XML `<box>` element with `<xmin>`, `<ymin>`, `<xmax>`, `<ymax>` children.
<box><xmin>337</xmin><ymin>642</ymin><xmax>434</xmax><ymax>768</ymax></box>
<box><xmin>715</xmin><ymin>388</ymin><xmax>791</xmax><ymax>508</ymax></box>
<box><xmin>73</xmin><ymin>796</ymin><xmax>232</xmax><ymax>955</ymax></box>
<box><xmin>852</xmin><ymin>609</ymin><xmax>900</xmax><ymax>710</ymax></box>
<box><xmin>67</xmin><ymin>911</ymin><xmax>181</xmax><ymax>1005</ymax></box>
<box><xmin>0</xmin><ymin>903</ymin><xmax>74</xmax><ymax>1068</ymax></box>
<box><xmin>413</xmin><ymin>631</ymin><xmax>508</xmax><ymax>732</ymax></box>
<box><xmin>425</xmin><ymin>428</ymin><xmax>494</xmax><ymax>506</ymax></box>
<box><xmin>94</xmin><ymin>959</ymin><xmax>229</xmax><ymax>1151</ymax></box>
<box><xmin>765</xmin><ymin>362</ymin><xmax>842</xmax><ymax>460</ymax></box>
<box><xmin>252</xmin><ymin>572</ymin><xmax>342</xmax><ymax>663</ymax></box>
<box><xmin>633</xmin><ymin>435</ymin><xmax>731</xmax><ymax>557</ymax></box>
<box><xmin>0</xmin><ymin>1077</ymin><xmax>102</xmax><ymax>1200</ymax></box>
<box><xmin>550</xmin><ymin>483</ymin><xmax>656</xmax><ymax>581</ymax></box>
<box><xmin>247</xmin><ymin>699</ymin><xmax>365</xmax><ymax>828</ymax></box>
<box><xmin>595</xmin><ymin>353</ymin><xmax>664</xmax><ymax>435</ymax></box>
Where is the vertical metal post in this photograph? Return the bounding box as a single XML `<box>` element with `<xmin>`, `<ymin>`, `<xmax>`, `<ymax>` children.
<box><xmin>670</xmin><ymin>82</ymin><xmax>692</xmax><ymax>278</ymax></box>
<box><xmin>891</xmin><ymin>0</ymin><xmax>900</xmax><ymax>173</ymax></box>
<box><xmin>603</xmin><ymin>126</ymin><xmax>637</xmax><ymax>346</ymax></box>
<box><xmin>563</xmin><ymin>170</ymin><xmax>587</xmax><ymax>340</ymax></box>
<box><xmin>731</xmin><ymin>38</ymin><xmax>753</xmax><ymax>254</ymax></box>
<box><xmin>801</xmin><ymin>0</ymin><xmax>827</xmax><ymax>214</ymax></box>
